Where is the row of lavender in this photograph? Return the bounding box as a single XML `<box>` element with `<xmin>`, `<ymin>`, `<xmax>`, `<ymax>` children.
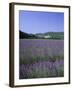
<box><xmin>19</xmin><ymin>39</ymin><xmax>64</xmax><ymax>79</ymax></box>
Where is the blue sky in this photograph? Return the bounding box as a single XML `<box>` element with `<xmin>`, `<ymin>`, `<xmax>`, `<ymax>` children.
<box><xmin>19</xmin><ymin>10</ymin><xmax>64</xmax><ymax>34</ymax></box>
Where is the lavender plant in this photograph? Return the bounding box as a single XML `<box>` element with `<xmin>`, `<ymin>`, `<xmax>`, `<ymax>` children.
<box><xmin>19</xmin><ymin>39</ymin><xmax>64</xmax><ymax>79</ymax></box>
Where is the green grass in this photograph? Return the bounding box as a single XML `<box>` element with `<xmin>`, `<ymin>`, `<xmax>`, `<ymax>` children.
<box><xmin>20</xmin><ymin>54</ymin><xmax>64</xmax><ymax>65</ymax></box>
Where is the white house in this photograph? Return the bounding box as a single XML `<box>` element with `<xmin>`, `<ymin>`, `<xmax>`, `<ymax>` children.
<box><xmin>44</xmin><ymin>35</ymin><xmax>51</xmax><ymax>38</ymax></box>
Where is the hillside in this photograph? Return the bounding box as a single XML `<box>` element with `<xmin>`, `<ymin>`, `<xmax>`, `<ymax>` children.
<box><xmin>19</xmin><ymin>30</ymin><xmax>64</xmax><ymax>39</ymax></box>
<box><xmin>35</xmin><ymin>32</ymin><xmax>64</xmax><ymax>39</ymax></box>
<box><xmin>19</xmin><ymin>31</ymin><xmax>38</xmax><ymax>39</ymax></box>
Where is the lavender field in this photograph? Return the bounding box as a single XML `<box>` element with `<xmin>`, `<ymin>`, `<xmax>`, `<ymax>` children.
<box><xmin>19</xmin><ymin>39</ymin><xmax>64</xmax><ymax>79</ymax></box>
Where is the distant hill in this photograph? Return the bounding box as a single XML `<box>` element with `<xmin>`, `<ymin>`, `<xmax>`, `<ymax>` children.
<box><xmin>19</xmin><ymin>31</ymin><xmax>38</xmax><ymax>39</ymax></box>
<box><xmin>19</xmin><ymin>30</ymin><xmax>64</xmax><ymax>39</ymax></box>
<box><xmin>35</xmin><ymin>32</ymin><xmax>64</xmax><ymax>39</ymax></box>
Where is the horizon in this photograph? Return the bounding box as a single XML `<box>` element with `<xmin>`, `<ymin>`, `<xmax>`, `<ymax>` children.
<box><xmin>20</xmin><ymin>30</ymin><xmax>64</xmax><ymax>34</ymax></box>
<box><xmin>19</xmin><ymin>10</ymin><xmax>64</xmax><ymax>34</ymax></box>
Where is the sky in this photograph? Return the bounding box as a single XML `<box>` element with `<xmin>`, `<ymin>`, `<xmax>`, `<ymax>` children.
<box><xmin>19</xmin><ymin>10</ymin><xmax>64</xmax><ymax>34</ymax></box>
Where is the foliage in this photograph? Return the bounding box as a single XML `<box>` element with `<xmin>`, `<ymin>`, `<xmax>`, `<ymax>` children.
<box><xmin>19</xmin><ymin>30</ymin><xmax>64</xmax><ymax>40</ymax></box>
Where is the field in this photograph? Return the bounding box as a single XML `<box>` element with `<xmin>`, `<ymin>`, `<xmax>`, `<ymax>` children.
<box><xmin>19</xmin><ymin>39</ymin><xmax>64</xmax><ymax>79</ymax></box>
